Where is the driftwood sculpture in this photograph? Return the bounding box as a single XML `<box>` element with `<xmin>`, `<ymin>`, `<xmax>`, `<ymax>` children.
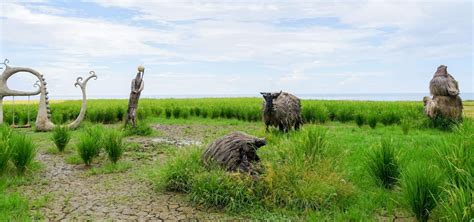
<box><xmin>125</xmin><ymin>65</ymin><xmax>144</xmax><ymax>127</ymax></box>
<box><xmin>424</xmin><ymin>65</ymin><xmax>463</xmax><ymax>121</ymax></box>
<box><xmin>202</xmin><ymin>132</ymin><xmax>266</xmax><ymax>174</ymax></box>
<box><xmin>261</xmin><ymin>91</ymin><xmax>302</xmax><ymax>132</ymax></box>
<box><xmin>0</xmin><ymin>59</ymin><xmax>97</xmax><ymax>131</ymax></box>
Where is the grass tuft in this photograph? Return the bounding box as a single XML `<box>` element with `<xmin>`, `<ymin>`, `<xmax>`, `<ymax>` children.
<box><xmin>76</xmin><ymin>133</ymin><xmax>101</xmax><ymax>166</ymax></box>
<box><xmin>9</xmin><ymin>133</ymin><xmax>36</xmax><ymax>174</ymax></box>
<box><xmin>51</xmin><ymin>126</ymin><xmax>71</xmax><ymax>152</ymax></box>
<box><xmin>366</xmin><ymin>138</ymin><xmax>400</xmax><ymax>189</ymax></box>
<box><xmin>355</xmin><ymin>114</ymin><xmax>365</xmax><ymax>128</ymax></box>
<box><xmin>401</xmin><ymin>164</ymin><xmax>443</xmax><ymax>222</ymax></box>
<box><xmin>400</xmin><ymin>118</ymin><xmax>410</xmax><ymax>135</ymax></box>
<box><xmin>294</xmin><ymin>126</ymin><xmax>328</xmax><ymax>163</ymax></box>
<box><xmin>156</xmin><ymin>147</ymin><xmax>204</xmax><ymax>192</ymax></box>
<box><xmin>103</xmin><ymin>129</ymin><xmax>124</xmax><ymax>164</ymax></box>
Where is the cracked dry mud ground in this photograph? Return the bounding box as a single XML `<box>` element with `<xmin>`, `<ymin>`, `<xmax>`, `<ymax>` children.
<box><xmin>14</xmin><ymin>124</ymin><xmax>248</xmax><ymax>221</ymax></box>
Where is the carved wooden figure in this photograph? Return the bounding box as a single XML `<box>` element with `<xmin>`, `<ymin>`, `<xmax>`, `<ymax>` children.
<box><xmin>125</xmin><ymin>65</ymin><xmax>145</xmax><ymax>127</ymax></box>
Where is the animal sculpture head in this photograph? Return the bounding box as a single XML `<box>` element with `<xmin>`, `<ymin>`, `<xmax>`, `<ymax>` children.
<box><xmin>434</xmin><ymin>65</ymin><xmax>448</xmax><ymax>77</ymax></box>
<box><xmin>260</xmin><ymin>91</ymin><xmax>282</xmax><ymax>112</ymax></box>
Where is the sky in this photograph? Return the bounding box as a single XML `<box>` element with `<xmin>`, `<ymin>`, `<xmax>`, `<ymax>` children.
<box><xmin>0</xmin><ymin>0</ymin><xmax>473</xmax><ymax>99</ymax></box>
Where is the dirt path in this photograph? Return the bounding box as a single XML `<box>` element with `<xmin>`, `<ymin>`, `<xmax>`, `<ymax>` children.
<box><xmin>14</xmin><ymin>124</ymin><xmax>244</xmax><ymax>221</ymax></box>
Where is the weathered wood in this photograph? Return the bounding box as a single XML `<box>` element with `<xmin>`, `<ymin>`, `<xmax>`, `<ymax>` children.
<box><xmin>125</xmin><ymin>66</ymin><xmax>145</xmax><ymax>128</ymax></box>
<box><xmin>261</xmin><ymin>91</ymin><xmax>302</xmax><ymax>133</ymax></box>
<box><xmin>424</xmin><ymin>65</ymin><xmax>463</xmax><ymax>121</ymax></box>
<box><xmin>202</xmin><ymin>132</ymin><xmax>266</xmax><ymax>174</ymax></box>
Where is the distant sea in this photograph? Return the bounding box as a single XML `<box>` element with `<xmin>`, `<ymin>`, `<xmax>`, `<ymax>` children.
<box><xmin>44</xmin><ymin>92</ymin><xmax>474</xmax><ymax>101</ymax></box>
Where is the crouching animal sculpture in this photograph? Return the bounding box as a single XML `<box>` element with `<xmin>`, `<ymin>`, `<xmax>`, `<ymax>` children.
<box><xmin>423</xmin><ymin>65</ymin><xmax>463</xmax><ymax>121</ymax></box>
<box><xmin>202</xmin><ymin>132</ymin><xmax>266</xmax><ymax>174</ymax></box>
<box><xmin>260</xmin><ymin>91</ymin><xmax>302</xmax><ymax>132</ymax></box>
<box><xmin>423</xmin><ymin>96</ymin><xmax>463</xmax><ymax>121</ymax></box>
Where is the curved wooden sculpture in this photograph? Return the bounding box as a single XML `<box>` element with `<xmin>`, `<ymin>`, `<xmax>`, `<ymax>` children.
<box><xmin>0</xmin><ymin>59</ymin><xmax>97</xmax><ymax>131</ymax></box>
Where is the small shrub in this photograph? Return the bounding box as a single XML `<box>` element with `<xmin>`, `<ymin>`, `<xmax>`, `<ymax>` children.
<box><xmin>400</xmin><ymin>119</ymin><xmax>410</xmax><ymax>135</ymax></box>
<box><xmin>77</xmin><ymin>134</ymin><xmax>100</xmax><ymax>166</ymax></box>
<box><xmin>104</xmin><ymin>130</ymin><xmax>124</xmax><ymax>164</ymax></box>
<box><xmin>355</xmin><ymin>114</ymin><xmax>365</xmax><ymax>128</ymax></box>
<box><xmin>401</xmin><ymin>164</ymin><xmax>442</xmax><ymax>222</ymax></box>
<box><xmin>0</xmin><ymin>140</ymin><xmax>11</xmax><ymax>174</ymax></box>
<box><xmin>366</xmin><ymin>138</ymin><xmax>400</xmax><ymax>189</ymax></box>
<box><xmin>9</xmin><ymin>133</ymin><xmax>36</xmax><ymax>174</ymax></box>
<box><xmin>51</xmin><ymin>126</ymin><xmax>71</xmax><ymax>152</ymax></box>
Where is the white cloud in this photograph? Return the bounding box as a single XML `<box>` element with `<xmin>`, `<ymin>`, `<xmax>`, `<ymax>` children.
<box><xmin>1</xmin><ymin>0</ymin><xmax>472</xmax><ymax>97</ymax></box>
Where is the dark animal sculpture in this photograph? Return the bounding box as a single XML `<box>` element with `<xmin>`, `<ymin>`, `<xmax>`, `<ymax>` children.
<box><xmin>261</xmin><ymin>91</ymin><xmax>302</xmax><ymax>132</ymax></box>
<box><xmin>430</xmin><ymin>65</ymin><xmax>459</xmax><ymax>96</ymax></box>
<box><xmin>423</xmin><ymin>65</ymin><xmax>463</xmax><ymax>121</ymax></box>
<box><xmin>202</xmin><ymin>132</ymin><xmax>266</xmax><ymax>174</ymax></box>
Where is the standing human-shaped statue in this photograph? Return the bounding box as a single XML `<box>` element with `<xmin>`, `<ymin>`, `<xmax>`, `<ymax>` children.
<box><xmin>125</xmin><ymin>65</ymin><xmax>145</xmax><ymax>127</ymax></box>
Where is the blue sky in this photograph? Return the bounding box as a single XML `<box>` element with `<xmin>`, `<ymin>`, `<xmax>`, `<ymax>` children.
<box><xmin>0</xmin><ymin>0</ymin><xmax>472</xmax><ymax>98</ymax></box>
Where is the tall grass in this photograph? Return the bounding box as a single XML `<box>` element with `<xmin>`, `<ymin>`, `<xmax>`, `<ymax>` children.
<box><xmin>156</xmin><ymin>147</ymin><xmax>203</xmax><ymax>192</ymax></box>
<box><xmin>2</xmin><ymin>99</ymin><xmax>425</xmax><ymax>126</ymax></box>
<box><xmin>354</xmin><ymin>114</ymin><xmax>365</xmax><ymax>127</ymax></box>
<box><xmin>368</xmin><ymin>114</ymin><xmax>377</xmax><ymax>129</ymax></box>
<box><xmin>0</xmin><ymin>140</ymin><xmax>11</xmax><ymax>174</ymax></box>
<box><xmin>293</xmin><ymin>126</ymin><xmax>328</xmax><ymax>163</ymax></box>
<box><xmin>401</xmin><ymin>164</ymin><xmax>443</xmax><ymax>222</ymax></box>
<box><xmin>9</xmin><ymin>133</ymin><xmax>36</xmax><ymax>174</ymax></box>
<box><xmin>0</xmin><ymin>192</ymin><xmax>30</xmax><ymax>221</ymax></box>
<box><xmin>103</xmin><ymin>130</ymin><xmax>124</xmax><ymax>164</ymax></box>
<box><xmin>0</xmin><ymin>125</ymin><xmax>12</xmax><ymax>174</ymax></box>
<box><xmin>436</xmin><ymin>120</ymin><xmax>473</xmax><ymax>221</ymax></box>
<box><xmin>154</xmin><ymin>128</ymin><xmax>353</xmax><ymax>214</ymax></box>
<box><xmin>51</xmin><ymin>126</ymin><xmax>71</xmax><ymax>152</ymax></box>
<box><xmin>76</xmin><ymin>134</ymin><xmax>101</xmax><ymax>166</ymax></box>
<box><xmin>366</xmin><ymin>139</ymin><xmax>400</xmax><ymax>189</ymax></box>
<box><xmin>400</xmin><ymin>118</ymin><xmax>410</xmax><ymax>135</ymax></box>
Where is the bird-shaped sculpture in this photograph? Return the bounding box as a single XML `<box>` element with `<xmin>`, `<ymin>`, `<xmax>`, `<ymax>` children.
<box><xmin>429</xmin><ymin>65</ymin><xmax>459</xmax><ymax>96</ymax></box>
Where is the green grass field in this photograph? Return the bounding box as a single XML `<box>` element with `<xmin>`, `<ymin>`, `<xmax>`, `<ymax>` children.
<box><xmin>0</xmin><ymin>99</ymin><xmax>472</xmax><ymax>221</ymax></box>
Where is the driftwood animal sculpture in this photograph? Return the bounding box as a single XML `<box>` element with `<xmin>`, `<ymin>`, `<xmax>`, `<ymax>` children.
<box><xmin>424</xmin><ymin>65</ymin><xmax>463</xmax><ymax>121</ymax></box>
<box><xmin>125</xmin><ymin>65</ymin><xmax>144</xmax><ymax>127</ymax></box>
<box><xmin>430</xmin><ymin>65</ymin><xmax>459</xmax><ymax>96</ymax></box>
<box><xmin>0</xmin><ymin>59</ymin><xmax>97</xmax><ymax>131</ymax></box>
<box><xmin>423</xmin><ymin>96</ymin><xmax>463</xmax><ymax>120</ymax></box>
<box><xmin>202</xmin><ymin>132</ymin><xmax>266</xmax><ymax>174</ymax></box>
<box><xmin>261</xmin><ymin>91</ymin><xmax>302</xmax><ymax>132</ymax></box>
